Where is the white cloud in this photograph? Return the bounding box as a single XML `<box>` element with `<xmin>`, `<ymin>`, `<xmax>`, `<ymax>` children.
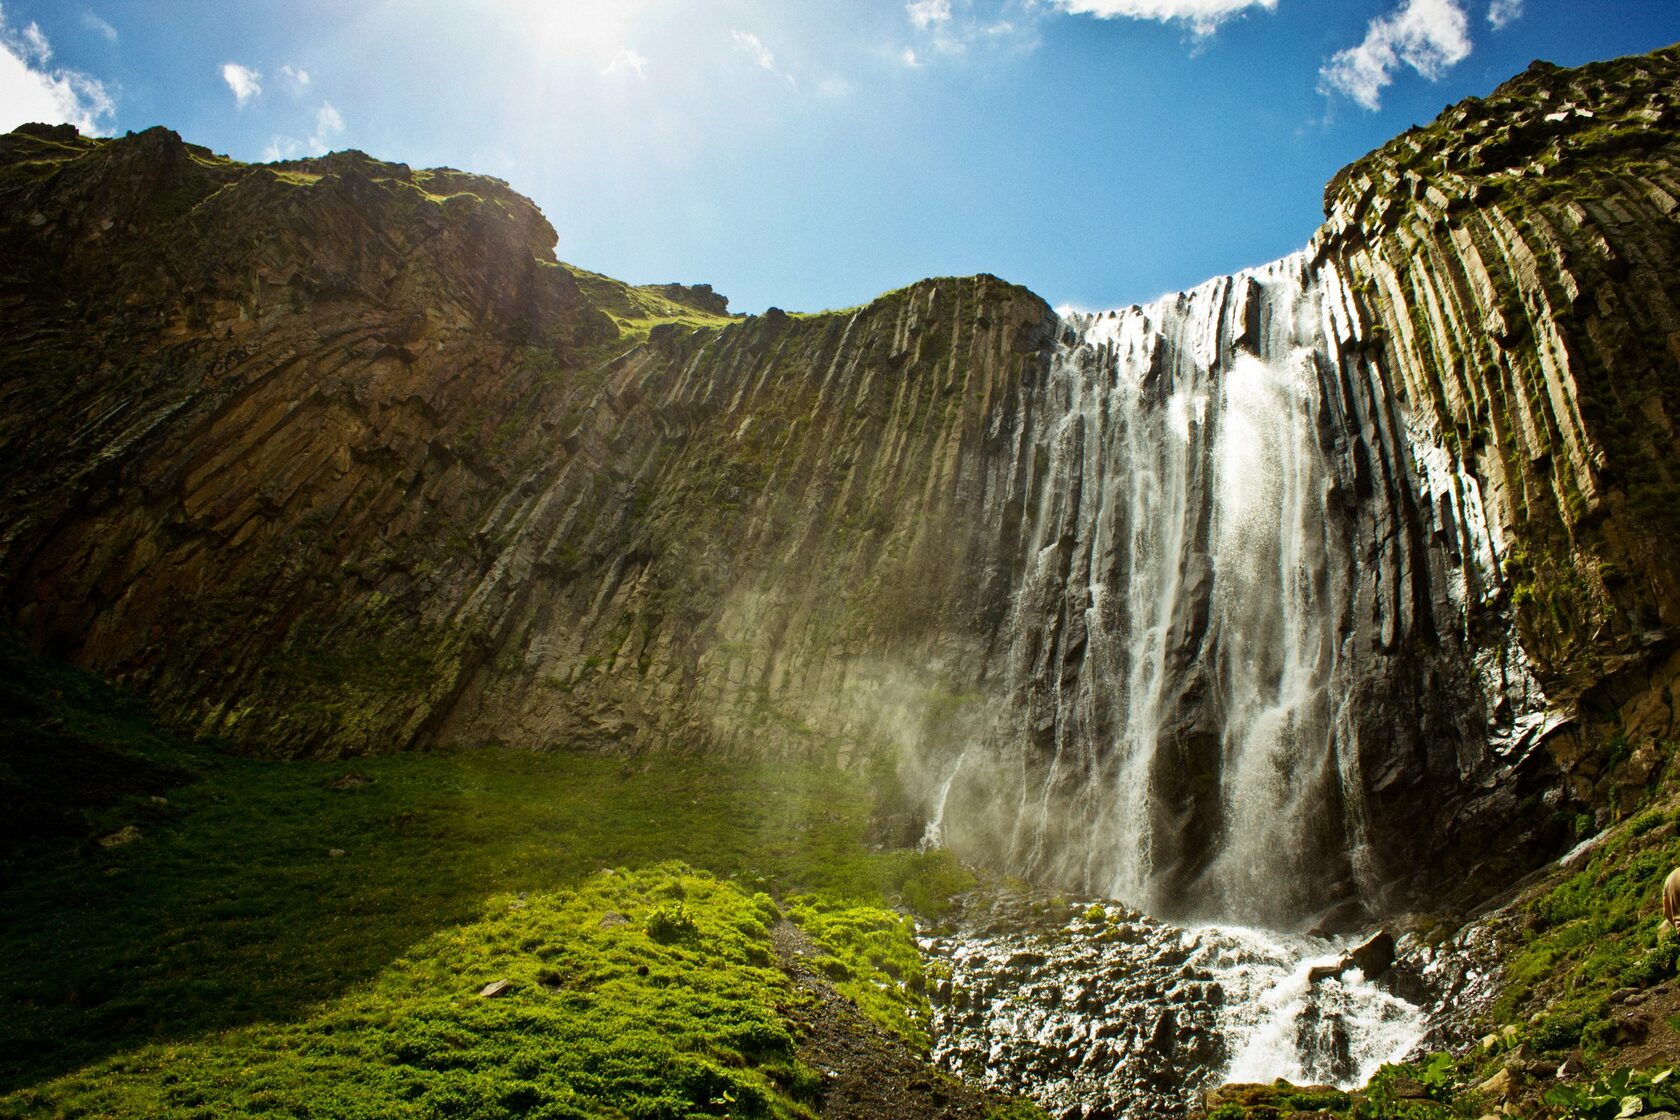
<box><xmin>602</xmin><ymin>47</ymin><xmax>648</xmax><ymax>77</ymax></box>
<box><xmin>1319</xmin><ymin>0</ymin><xmax>1471</xmax><ymax>111</ymax></box>
<box><xmin>731</xmin><ymin>29</ymin><xmax>796</xmax><ymax>88</ymax></box>
<box><xmin>1487</xmin><ymin>0</ymin><xmax>1522</xmax><ymax>29</ymax></box>
<box><xmin>308</xmin><ymin>101</ymin><xmax>344</xmax><ymax>153</ymax></box>
<box><xmin>1054</xmin><ymin>0</ymin><xmax>1277</xmax><ymax>36</ymax></box>
<box><xmin>19</xmin><ymin>18</ymin><xmax>47</xmax><ymax>61</ymax></box>
<box><xmin>221</xmin><ymin>61</ymin><xmax>261</xmax><ymax>106</ymax></box>
<box><xmin>0</xmin><ymin>6</ymin><xmax>114</xmax><ymax>133</ymax></box>
<box><xmin>908</xmin><ymin>0</ymin><xmax>953</xmax><ymax>29</ymax></box>
<box><xmin>264</xmin><ymin>101</ymin><xmax>346</xmax><ymax>161</ymax></box>
<box><xmin>731</xmin><ymin>30</ymin><xmax>774</xmax><ymax>72</ymax></box>
<box><xmin>903</xmin><ymin>0</ymin><xmax>1043</xmax><ymax>59</ymax></box>
<box><xmin>81</xmin><ymin>12</ymin><xmax>117</xmax><ymax>42</ymax></box>
<box><xmin>262</xmin><ymin>136</ymin><xmax>300</xmax><ymax>162</ymax></box>
<box><xmin>279</xmin><ymin>63</ymin><xmax>310</xmax><ymax>91</ymax></box>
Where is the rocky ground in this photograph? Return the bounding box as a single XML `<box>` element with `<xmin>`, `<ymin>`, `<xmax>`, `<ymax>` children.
<box><xmin>773</xmin><ymin>920</ymin><xmax>1037</xmax><ymax>1120</ymax></box>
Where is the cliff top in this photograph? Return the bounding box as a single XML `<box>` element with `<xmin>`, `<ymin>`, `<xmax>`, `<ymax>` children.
<box><xmin>1322</xmin><ymin>42</ymin><xmax>1680</xmax><ymax>224</ymax></box>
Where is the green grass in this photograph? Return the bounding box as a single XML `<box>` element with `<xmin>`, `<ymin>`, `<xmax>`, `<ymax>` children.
<box><xmin>7</xmin><ymin>864</ymin><xmax>811</xmax><ymax>1119</ymax></box>
<box><xmin>1487</xmin><ymin>799</ymin><xmax>1680</xmax><ymax>1057</ymax></box>
<box><xmin>560</xmin><ymin>266</ymin><xmax>736</xmax><ymax>339</ymax></box>
<box><xmin>0</xmin><ymin>636</ymin><xmax>1000</xmax><ymax>1118</ymax></box>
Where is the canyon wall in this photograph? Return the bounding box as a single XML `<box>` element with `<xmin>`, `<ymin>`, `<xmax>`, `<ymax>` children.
<box><xmin>3</xmin><ymin>46</ymin><xmax>1678</xmax><ymax>920</ymax></box>
<box><xmin>1315</xmin><ymin>50</ymin><xmax>1680</xmax><ymax>834</ymax></box>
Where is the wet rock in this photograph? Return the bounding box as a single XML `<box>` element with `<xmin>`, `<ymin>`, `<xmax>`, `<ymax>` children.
<box><xmin>1308</xmin><ymin>931</ymin><xmax>1395</xmax><ymax>983</ymax></box>
<box><xmin>1346</xmin><ymin>931</ymin><xmax>1396</xmax><ymax>979</ymax></box>
<box><xmin>926</xmin><ymin>887</ymin><xmax>1426</xmax><ymax>1120</ymax></box>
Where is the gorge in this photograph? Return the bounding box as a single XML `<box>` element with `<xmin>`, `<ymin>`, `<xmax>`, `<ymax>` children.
<box><xmin>4</xmin><ymin>41</ymin><xmax>1680</xmax><ymax>1120</ymax></box>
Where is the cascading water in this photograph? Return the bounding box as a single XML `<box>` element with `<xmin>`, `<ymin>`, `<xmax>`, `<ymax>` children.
<box><xmin>930</xmin><ymin>254</ymin><xmax>1370</xmax><ymax>928</ymax></box>
<box><xmin>919</xmin><ymin>254</ymin><xmax>1527</xmax><ymax>1114</ymax></box>
<box><xmin>922</xmin><ymin>891</ymin><xmax>1427</xmax><ymax>1119</ymax></box>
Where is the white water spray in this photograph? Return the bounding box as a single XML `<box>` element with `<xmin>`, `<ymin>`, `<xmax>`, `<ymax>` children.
<box><xmin>931</xmin><ymin>255</ymin><xmax>1367</xmax><ymax>927</ymax></box>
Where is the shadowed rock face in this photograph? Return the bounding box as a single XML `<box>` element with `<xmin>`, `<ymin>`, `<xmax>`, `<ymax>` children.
<box><xmin>2</xmin><ymin>45</ymin><xmax>1679</xmax><ymax>920</ymax></box>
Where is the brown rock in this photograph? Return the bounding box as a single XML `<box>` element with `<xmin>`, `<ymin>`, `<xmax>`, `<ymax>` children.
<box><xmin>1476</xmin><ymin>1067</ymin><xmax>1520</xmax><ymax>1101</ymax></box>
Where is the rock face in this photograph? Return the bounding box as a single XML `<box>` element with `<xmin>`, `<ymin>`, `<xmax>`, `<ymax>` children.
<box><xmin>1312</xmin><ymin>50</ymin><xmax>1680</xmax><ymax>877</ymax></box>
<box><xmin>2</xmin><ymin>47</ymin><xmax>1680</xmax><ymax>920</ymax></box>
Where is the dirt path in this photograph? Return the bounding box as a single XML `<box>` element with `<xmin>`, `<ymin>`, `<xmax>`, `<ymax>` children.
<box><xmin>771</xmin><ymin>921</ymin><xmax>1024</xmax><ymax>1120</ymax></box>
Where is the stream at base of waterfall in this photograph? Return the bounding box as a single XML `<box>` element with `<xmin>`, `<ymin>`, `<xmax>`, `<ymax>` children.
<box><xmin>921</xmin><ymin>889</ymin><xmax>1453</xmax><ymax>1120</ymax></box>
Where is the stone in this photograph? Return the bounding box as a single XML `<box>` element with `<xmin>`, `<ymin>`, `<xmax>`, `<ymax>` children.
<box><xmin>1390</xmin><ymin>1077</ymin><xmax>1430</xmax><ymax>1100</ymax></box>
<box><xmin>478</xmin><ymin>979</ymin><xmax>513</xmax><ymax>998</ymax></box>
<box><xmin>1345</xmin><ymin>931</ymin><xmax>1395</xmax><ymax>979</ymax></box>
<box><xmin>1477</xmin><ymin>1067</ymin><xmax>1520</xmax><ymax>1100</ymax></box>
<box><xmin>1610</xmin><ymin>1012</ymin><xmax>1649</xmax><ymax>1044</ymax></box>
<box><xmin>1308</xmin><ymin>930</ymin><xmax>1395</xmax><ymax>984</ymax></box>
<box><xmin>97</xmin><ymin>826</ymin><xmax>142</xmax><ymax>848</ymax></box>
<box><xmin>328</xmin><ymin>848</ymin><xmax>346</xmax><ymax>858</ymax></box>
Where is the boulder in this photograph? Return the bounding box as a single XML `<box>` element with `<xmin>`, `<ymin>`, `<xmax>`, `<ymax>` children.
<box><xmin>1345</xmin><ymin>931</ymin><xmax>1396</xmax><ymax>979</ymax></box>
<box><xmin>96</xmin><ymin>826</ymin><xmax>142</xmax><ymax>848</ymax></box>
<box><xmin>1307</xmin><ymin>930</ymin><xmax>1395</xmax><ymax>984</ymax></box>
<box><xmin>1476</xmin><ymin>1066</ymin><xmax>1520</xmax><ymax>1101</ymax></box>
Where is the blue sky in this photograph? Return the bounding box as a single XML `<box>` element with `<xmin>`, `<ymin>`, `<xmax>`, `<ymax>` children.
<box><xmin>2</xmin><ymin>1</ymin><xmax>1675</xmax><ymax>314</ymax></box>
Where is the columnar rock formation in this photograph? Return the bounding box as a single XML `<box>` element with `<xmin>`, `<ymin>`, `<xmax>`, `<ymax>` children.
<box><xmin>2</xmin><ymin>46</ymin><xmax>1678</xmax><ymax>920</ymax></box>
<box><xmin>1312</xmin><ymin>51</ymin><xmax>1680</xmax><ymax>874</ymax></box>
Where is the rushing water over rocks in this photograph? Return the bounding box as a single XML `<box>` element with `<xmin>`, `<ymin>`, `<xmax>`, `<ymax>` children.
<box><xmin>916</xmin><ymin>255</ymin><xmax>1531</xmax><ymax>1112</ymax></box>
<box><xmin>924</xmin><ymin>252</ymin><xmax>1535</xmax><ymax>929</ymax></box>
<box><xmin>923</xmin><ymin>890</ymin><xmax>1428</xmax><ymax>1120</ymax></box>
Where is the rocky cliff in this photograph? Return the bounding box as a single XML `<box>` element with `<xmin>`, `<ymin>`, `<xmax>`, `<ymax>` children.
<box><xmin>1314</xmin><ymin>48</ymin><xmax>1680</xmax><ymax>835</ymax></box>
<box><xmin>3</xmin><ymin>45</ymin><xmax>1679</xmax><ymax>921</ymax></box>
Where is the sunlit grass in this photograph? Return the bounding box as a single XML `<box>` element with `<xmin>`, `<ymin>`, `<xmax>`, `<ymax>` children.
<box><xmin>0</xmin><ymin>636</ymin><xmax>986</xmax><ymax>1117</ymax></box>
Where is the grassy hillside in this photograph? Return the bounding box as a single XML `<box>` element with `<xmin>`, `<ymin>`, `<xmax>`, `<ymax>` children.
<box><xmin>0</xmin><ymin>635</ymin><xmax>1036</xmax><ymax>1119</ymax></box>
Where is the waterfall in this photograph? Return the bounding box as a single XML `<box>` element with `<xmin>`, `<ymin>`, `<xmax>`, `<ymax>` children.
<box><xmin>917</xmin><ymin>251</ymin><xmax>1534</xmax><ymax>1109</ymax></box>
<box><xmin>932</xmin><ymin>254</ymin><xmax>1376</xmax><ymax>928</ymax></box>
